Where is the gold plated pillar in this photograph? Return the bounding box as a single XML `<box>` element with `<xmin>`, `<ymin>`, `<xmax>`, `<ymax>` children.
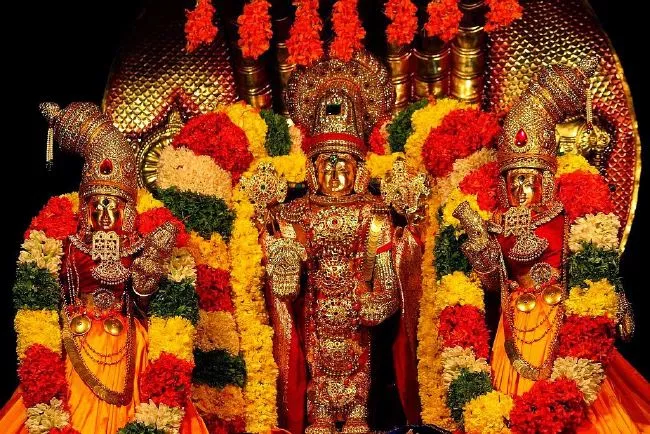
<box><xmin>412</xmin><ymin>34</ymin><xmax>451</xmax><ymax>100</ymax></box>
<box><xmin>387</xmin><ymin>43</ymin><xmax>413</xmax><ymax>111</ymax></box>
<box><xmin>274</xmin><ymin>16</ymin><xmax>296</xmax><ymax>114</ymax></box>
<box><xmin>450</xmin><ymin>0</ymin><xmax>486</xmax><ymax>102</ymax></box>
<box><xmin>236</xmin><ymin>56</ymin><xmax>273</xmax><ymax>109</ymax></box>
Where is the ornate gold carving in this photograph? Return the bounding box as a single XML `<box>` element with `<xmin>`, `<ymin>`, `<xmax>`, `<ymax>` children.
<box><xmin>265</xmin><ymin>236</ymin><xmax>307</xmax><ymax>300</ymax></box>
<box><xmin>380</xmin><ymin>158</ymin><xmax>430</xmax><ymax>217</ymax></box>
<box><xmin>132</xmin><ymin>222</ymin><xmax>178</xmax><ymax>298</ymax></box>
<box><xmin>91</xmin><ymin>231</ymin><xmax>131</xmax><ymax>285</ymax></box>
<box><xmin>240</xmin><ymin>162</ymin><xmax>289</xmax><ymax>223</ymax></box>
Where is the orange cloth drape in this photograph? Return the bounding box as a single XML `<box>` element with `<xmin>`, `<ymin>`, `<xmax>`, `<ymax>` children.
<box><xmin>492</xmin><ymin>306</ymin><xmax>650</xmax><ymax>434</ymax></box>
<box><xmin>0</xmin><ymin>317</ymin><xmax>208</xmax><ymax>434</ymax></box>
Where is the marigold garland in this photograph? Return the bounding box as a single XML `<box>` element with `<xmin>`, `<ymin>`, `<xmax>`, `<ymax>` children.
<box><xmin>14</xmin><ymin>309</ymin><xmax>62</xmax><ymax>359</ymax></box>
<box><xmin>388</xmin><ymin>99</ymin><xmax>428</xmax><ymax>153</ymax></box>
<box><xmin>368</xmin><ymin>121</ymin><xmax>389</xmax><ymax>155</ymax></box>
<box><xmin>330</xmin><ymin>0</ymin><xmax>365</xmax><ymax>61</ymax></box>
<box><xmin>224</xmin><ymin>102</ymin><xmax>269</xmax><ymax>161</ymax></box>
<box><xmin>459</xmin><ymin>162</ymin><xmax>500</xmax><ymax>212</ymax></box>
<box><xmin>186</xmin><ymin>232</ymin><xmax>230</xmax><ymax>270</ymax></box>
<box><xmin>366</xmin><ymin>152</ymin><xmax>404</xmax><ymax>179</ymax></box>
<box><xmin>438</xmin><ymin>306</ymin><xmax>490</xmax><ymax>360</ymax></box>
<box><xmin>436</xmin><ymin>272</ymin><xmax>485</xmax><ymax>311</ymax></box>
<box><xmin>447</xmin><ymin>370</ymin><xmax>493</xmax><ymax>423</ymax></box>
<box><xmin>248</xmin><ymin>153</ymin><xmax>308</xmax><ymax>184</ymax></box>
<box><xmin>557</xmin><ymin>315</ymin><xmax>616</xmax><ymax>365</ymax></box>
<box><xmin>556</xmin><ymin>153</ymin><xmax>599</xmax><ymax>176</ymax></box>
<box><xmin>136</xmin><ymin>189</ymin><xmax>164</xmax><ymax>214</ymax></box>
<box><xmin>195</xmin><ymin>265</ymin><xmax>235</xmax><ymax>312</ymax></box>
<box><xmin>384</xmin><ymin>0</ymin><xmax>418</xmax><ymax>46</ymax></box>
<box><xmin>229</xmin><ymin>187</ymin><xmax>278</xmax><ymax>431</ymax></box>
<box><xmin>136</xmin><ymin>207</ymin><xmax>190</xmax><ymax>247</ymax></box>
<box><xmin>191</xmin><ymin>384</ymin><xmax>246</xmax><ymax>420</ymax></box>
<box><xmin>463</xmin><ymin>391</ymin><xmax>513</xmax><ymax>434</ymax></box>
<box><xmin>185</xmin><ymin>0</ymin><xmax>218</xmax><ymax>53</ymax></box>
<box><xmin>195</xmin><ymin>311</ymin><xmax>240</xmax><ymax>354</ymax></box>
<box><xmin>148</xmin><ymin>316</ymin><xmax>196</xmax><ymax>362</ymax></box>
<box><xmin>286</xmin><ymin>0</ymin><xmax>323</xmax><ymax>66</ymax></box>
<box><xmin>565</xmin><ymin>279</ymin><xmax>618</xmax><ymax>319</ymax></box>
<box><xmin>425</xmin><ymin>0</ymin><xmax>462</xmax><ymax>42</ymax></box>
<box><xmin>237</xmin><ymin>0</ymin><xmax>272</xmax><ymax>60</ymax></box>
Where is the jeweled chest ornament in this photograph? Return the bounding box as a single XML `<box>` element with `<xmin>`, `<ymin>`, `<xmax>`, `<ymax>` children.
<box><xmin>90</xmin><ymin>231</ymin><xmax>131</xmax><ymax>285</ymax></box>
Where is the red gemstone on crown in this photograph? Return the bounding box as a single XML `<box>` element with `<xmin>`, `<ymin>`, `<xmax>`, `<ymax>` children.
<box><xmin>515</xmin><ymin>129</ymin><xmax>528</xmax><ymax>147</ymax></box>
<box><xmin>100</xmin><ymin>159</ymin><xmax>114</xmax><ymax>175</ymax></box>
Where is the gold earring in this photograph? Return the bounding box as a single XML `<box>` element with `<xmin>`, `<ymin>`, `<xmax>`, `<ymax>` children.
<box><xmin>354</xmin><ymin>164</ymin><xmax>370</xmax><ymax>194</ymax></box>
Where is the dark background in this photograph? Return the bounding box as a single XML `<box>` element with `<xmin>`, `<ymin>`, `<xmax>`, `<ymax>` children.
<box><xmin>1</xmin><ymin>0</ymin><xmax>647</xmax><ymax>409</ymax></box>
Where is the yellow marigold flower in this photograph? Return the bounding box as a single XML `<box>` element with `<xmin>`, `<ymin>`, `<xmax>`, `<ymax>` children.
<box><xmin>148</xmin><ymin>316</ymin><xmax>195</xmax><ymax>362</ymax></box>
<box><xmin>18</xmin><ymin>230</ymin><xmax>63</xmax><ymax>275</ymax></box>
<box><xmin>441</xmin><ymin>346</ymin><xmax>490</xmax><ymax>389</ymax></box>
<box><xmin>569</xmin><ymin>212</ymin><xmax>620</xmax><ymax>252</ymax></box>
<box><xmin>436</xmin><ymin>271</ymin><xmax>485</xmax><ymax>311</ymax></box>
<box><xmin>185</xmin><ymin>232</ymin><xmax>230</xmax><ymax>270</ymax></box>
<box><xmin>224</xmin><ymin>102</ymin><xmax>268</xmax><ymax>161</ymax></box>
<box><xmin>552</xmin><ymin>357</ymin><xmax>605</xmax><ymax>404</ymax></box>
<box><xmin>366</xmin><ymin>152</ymin><xmax>404</xmax><ymax>179</ymax></box>
<box><xmin>195</xmin><ymin>310</ymin><xmax>240</xmax><ymax>355</ymax></box>
<box><xmin>404</xmin><ymin>99</ymin><xmax>472</xmax><ymax>173</ymax></box>
<box><xmin>247</xmin><ymin>152</ymin><xmax>308</xmax><ymax>184</ymax></box>
<box><xmin>557</xmin><ymin>154</ymin><xmax>599</xmax><ymax>176</ymax></box>
<box><xmin>192</xmin><ymin>384</ymin><xmax>246</xmax><ymax>419</ymax></box>
<box><xmin>565</xmin><ymin>279</ymin><xmax>618</xmax><ymax>318</ymax></box>
<box><xmin>136</xmin><ymin>188</ymin><xmax>164</xmax><ymax>214</ymax></box>
<box><xmin>59</xmin><ymin>192</ymin><xmax>80</xmax><ymax>214</ymax></box>
<box><xmin>230</xmin><ymin>189</ymin><xmax>278</xmax><ymax>431</ymax></box>
<box><xmin>15</xmin><ymin>309</ymin><xmax>61</xmax><ymax>359</ymax></box>
<box><xmin>442</xmin><ymin>190</ymin><xmax>491</xmax><ymax>229</ymax></box>
<box><xmin>463</xmin><ymin>391</ymin><xmax>513</xmax><ymax>434</ymax></box>
<box><xmin>157</xmin><ymin>146</ymin><xmax>233</xmax><ymax>203</ymax></box>
<box><xmin>167</xmin><ymin>247</ymin><xmax>197</xmax><ymax>283</ymax></box>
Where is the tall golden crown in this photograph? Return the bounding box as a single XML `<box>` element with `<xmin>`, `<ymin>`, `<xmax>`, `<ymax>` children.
<box><xmin>40</xmin><ymin>102</ymin><xmax>138</xmax><ymax>205</ymax></box>
<box><xmin>284</xmin><ymin>51</ymin><xmax>394</xmax><ymax>159</ymax></box>
<box><xmin>497</xmin><ymin>59</ymin><xmax>597</xmax><ymax>174</ymax></box>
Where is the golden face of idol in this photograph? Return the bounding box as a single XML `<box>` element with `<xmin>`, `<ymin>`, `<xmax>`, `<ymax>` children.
<box><xmin>88</xmin><ymin>195</ymin><xmax>125</xmax><ymax>231</ymax></box>
<box><xmin>506</xmin><ymin>168</ymin><xmax>543</xmax><ymax>207</ymax></box>
<box><xmin>315</xmin><ymin>153</ymin><xmax>357</xmax><ymax>197</ymax></box>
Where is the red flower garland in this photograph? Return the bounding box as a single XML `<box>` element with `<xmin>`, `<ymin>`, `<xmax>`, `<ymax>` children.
<box><xmin>425</xmin><ymin>0</ymin><xmax>462</xmax><ymax>43</ymax></box>
<box><xmin>556</xmin><ymin>170</ymin><xmax>613</xmax><ymax>222</ymax></box>
<box><xmin>185</xmin><ymin>0</ymin><xmax>218</xmax><ymax>53</ymax></box>
<box><xmin>204</xmin><ymin>414</ymin><xmax>247</xmax><ymax>434</ymax></box>
<box><xmin>422</xmin><ymin>109</ymin><xmax>500</xmax><ymax>178</ymax></box>
<box><xmin>485</xmin><ymin>0</ymin><xmax>523</xmax><ymax>32</ymax></box>
<box><xmin>438</xmin><ymin>305</ymin><xmax>490</xmax><ymax>359</ymax></box>
<box><xmin>286</xmin><ymin>0</ymin><xmax>324</xmax><ymax>66</ymax></box>
<box><xmin>26</xmin><ymin>196</ymin><xmax>78</xmax><ymax>241</ymax></box>
<box><xmin>49</xmin><ymin>428</ymin><xmax>81</xmax><ymax>434</ymax></box>
<box><xmin>558</xmin><ymin>314</ymin><xmax>616</xmax><ymax>365</ymax></box>
<box><xmin>140</xmin><ymin>353</ymin><xmax>194</xmax><ymax>407</ymax></box>
<box><xmin>368</xmin><ymin>121</ymin><xmax>388</xmax><ymax>155</ymax></box>
<box><xmin>172</xmin><ymin>112</ymin><xmax>254</xmax><ymax>183</ymax></box>
<box><xmin>330</xmin><ymin>0</ymin><xmax>366</xmax><ymax>61</ymax></box>
<box><xmin>384</xmin><ymin>0</ymin><xmax>418</xmax><ymax>46</ymax></box>
<box><xmin>459</xmin><ymin>161</ymin><xmax>500</xmax><ymax>212</ymax></box>
<box><xmin>136</xmin><ymin>208</ymin><xmax>189</xmax><ymax>247</ymax></box>
<box><xmin>18</xmin><ymin>345</ymin><xmax>67</xmax><ymax>408</ymax></box>
<box><xmin>196</xmin><ymin>265</ymin><xmax>235</xmax><ymax>312</ymax></box>
<box><xmin>510</xmin><ymin>378</ymin><xmax>587</xmax><ymax>434</ymax></box>
<box><xmin>237</xmin><ymin>0</ymin><xmax>273</xmax><ymax>60</ymax></box>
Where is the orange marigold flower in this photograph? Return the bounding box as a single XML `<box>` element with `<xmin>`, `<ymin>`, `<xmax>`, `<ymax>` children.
<box><xmin>425</xmin><ymin>0</ymin><xmax>462</xmax><ymax>43</ymax></box>
<box><xmin>237</xmin><ymin>0</ymin><xmax>273</xmax><ymax>60</ymax></box>
<box><xmin>485</xmin><ymin>0</ymin><xmax>523</xmax><ymax>32</ymax></box>
<box><xmin>384</xmin><ymin>0</ymin><xmax>418</xmax><ymax>46</ymax></box>
<box><xmin>185</xmin><ymin>0</ymin><xmax>218</xmax><ymax>53</ymax></box>
<box><xmin>330</xmin><ymin>0</ymin><xmax>365</xmax><ymax>61</ymax></box>
<box><xmin>286</xmin><ymin>0</ymin><xmax>324</xmax><ymax>66</ymax></box>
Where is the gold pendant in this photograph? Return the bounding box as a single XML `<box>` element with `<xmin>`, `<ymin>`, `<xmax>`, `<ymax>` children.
<box><xmin>103</xmin><ymin>317</ymin><xmax>124</xmax><ymax>336</ymax></box>
<box><xmin>542</xmin><ymin>285</ymin><xmax>563</xmax><ymax>306</ymax></box>
<box><xmin>515</xmin><ymin>293</ymin><xmax>537</xmax><ymax>313</ymax></box>
<box><xmin>70</xmin><ymin>314</ymin><xmax>92</xmax><ymax>335</ymax></box>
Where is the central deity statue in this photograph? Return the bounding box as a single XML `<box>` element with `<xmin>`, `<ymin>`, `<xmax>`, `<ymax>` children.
<box><xmin>262</xmin><ymin>52</ymin><xmax>401</xmax><ymax>434</ymax></box>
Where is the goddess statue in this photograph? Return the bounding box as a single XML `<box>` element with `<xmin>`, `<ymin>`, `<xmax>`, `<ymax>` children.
<box><xmin>0</xmin><ymin>103</ymin><xmax>208</xmax><ymax>433</ymax></box>
<box><xmin>253</xmin><ymin>52</ymin><xmax>422</xmax><ymax>434</ymax></box>
<box><xmin>454</xmin><ymin>62</ymin><xmax>650</xmax><ymax>432</ymax></box>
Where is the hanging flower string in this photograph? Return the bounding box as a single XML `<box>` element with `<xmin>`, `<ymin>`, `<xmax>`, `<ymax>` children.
<box><xmin>185</xmin><ymin>0</ymin><xmax>218</xmax><ymax>53</ymax></box>
<box><xmin>485</xmin><ymin>0</ymin><xmax>523</xmax><ymax>32</ymax></box>
<box><xmin>237</xmin><ymin>0</ymin><xmax>273</xmax><ymax>60</ymax></box>
<box><xmin>425</xmin><ymin>0</ymin><xmax>462</xmax><ymax>43</ymax></box>
<box><xmin>384</xmin><ymin>0</ymin><xmax>418</xmax><ymax>47</ymax></box>
<box><xmin>286</xmin><ymin>0</ymin><xmax>324</xmax><ymax>66</ymax></box>
<box><xmin>329</xmin><ymin>0</ymin><xmax>365</xmax><ymax>61</ymax></box>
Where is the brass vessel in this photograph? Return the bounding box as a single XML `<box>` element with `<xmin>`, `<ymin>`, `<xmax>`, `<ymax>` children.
<box><xmin>387</xmin><ymin>43</ymin><xmax>413</xmax><ymax>111</ymax></box>
<box><xmin>412</xmin><ymin>34</ymin><xmax>451</xmax><ymax>99</ymax></box>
